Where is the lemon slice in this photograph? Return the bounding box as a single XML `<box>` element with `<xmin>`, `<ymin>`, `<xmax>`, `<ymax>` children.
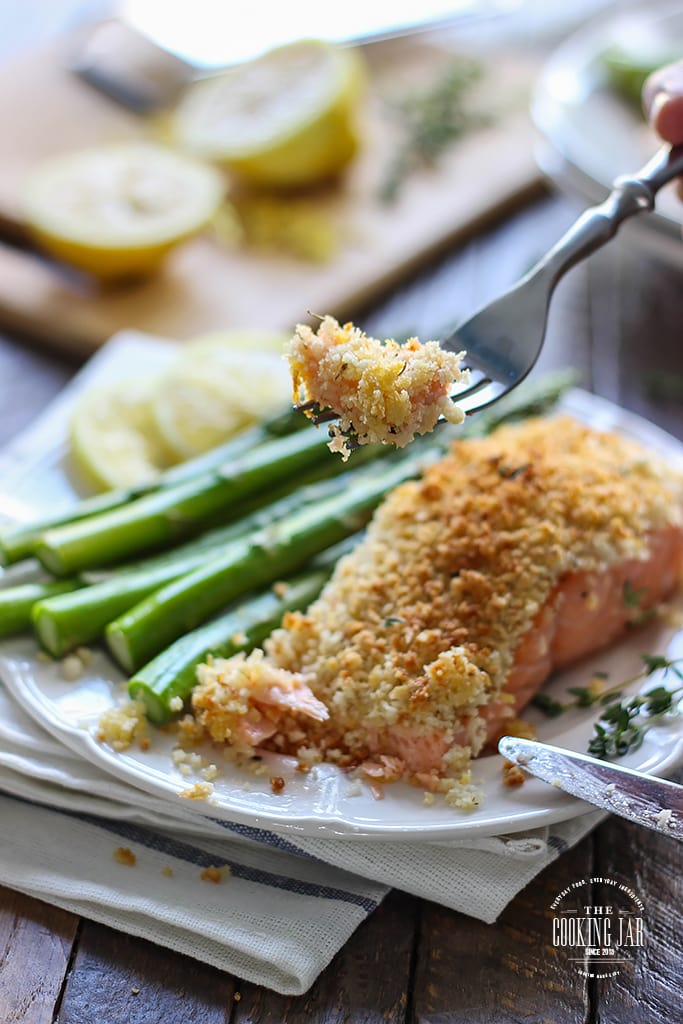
<box><xmin>151</xmin><ymin>340</ymin><xmax>291</xmax><ymax>459</ymax></box>
<box><xmin>70</xmin><ymin>377</ymin><xmax>173</xmax><ymax>491</ymax></box>
<box><xmin>23</xmin><ymin>143</ymin><xmax>225</xmax><ymax>280</ymax></box>
<box><xmin>174</xmin><ymin>39</ymin><xmax>364</xmax><ymax>188</ymax></box>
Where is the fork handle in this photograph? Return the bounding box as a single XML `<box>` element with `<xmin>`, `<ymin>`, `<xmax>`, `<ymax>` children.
<box><xmin>535</xmin><ymin>143</ymin><xmax>683</xmax><ymax>286</ymax></box>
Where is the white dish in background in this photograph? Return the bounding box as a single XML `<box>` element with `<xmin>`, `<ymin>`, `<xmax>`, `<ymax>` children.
<box><xmin>532</xmin><ymin>1</ymin><xmax>683</xmax><ymax>263</ymax></box>
<box><xmin>0</xmin><ymin>332</ymin><xmax>682</xmax><ymax>840</ymax></box>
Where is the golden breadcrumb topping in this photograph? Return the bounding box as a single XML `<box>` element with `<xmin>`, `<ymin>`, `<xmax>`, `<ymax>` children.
<box><xmin>192</xmin><ymin>416</ymin><xmax>683</xmax><ymax>799</ymax></box>
<box><xmin>286</xmin><ymin>316</ymin><xmax>468</xmax><ymax>458</ymax></box>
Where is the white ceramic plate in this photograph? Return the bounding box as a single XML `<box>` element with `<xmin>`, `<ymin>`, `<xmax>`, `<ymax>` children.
<box><xmin>1</xmin><ymin>332</ymin><xmax>682</xmax><ymax>840</ymax></box>
<box><xmin>532</xmin><ymin>1</ymin><xmax>683</xmax><ymax>264</ymax></box>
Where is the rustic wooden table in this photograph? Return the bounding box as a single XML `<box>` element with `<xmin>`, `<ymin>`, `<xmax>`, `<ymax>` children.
<box><xmin>0</xmin><ymin>191</ymin><xmax>681</xmax><ymax>1023</ymax></box>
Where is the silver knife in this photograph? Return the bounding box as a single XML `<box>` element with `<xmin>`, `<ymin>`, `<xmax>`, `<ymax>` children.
<box><xmin>498</xmin><ymin>736</ymin><xmax>683</xmax><ymax>841</ymax></box>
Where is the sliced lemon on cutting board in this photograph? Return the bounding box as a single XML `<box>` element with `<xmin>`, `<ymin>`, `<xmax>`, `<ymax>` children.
<box><xmin>23</xmin><ymin>143</ymin><xmax>225</xmax><ymax>280</ymax></box>
<box><xmin>174</xmin><ymin>39</ymin><xmax>365</xmax><ymax>188</ymax></box>
<box><xmin>69</xmin><ymin>376</ymin><xmax>173</xmax><ymax>491</ymax></box>
<box><xmin>151</xmin><ymin>338</ymin><xmax>291</xmax><ymax>459</ymax></box>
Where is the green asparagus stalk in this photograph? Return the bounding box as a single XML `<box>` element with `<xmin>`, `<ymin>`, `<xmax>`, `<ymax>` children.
<box><xmin>80</xmin><ymin>438</ymin><xmax>386</xmax><ymax>583</ymax></box>
<box><xmin>127</xmin><ymin>540</ymin><xmax>357</xmax><ymax>723</ymax></box>
<box><xmin>106</xmin><ymin>451</ymin><xmax>436</xmax><ymax>673</ymax></box>
<box><xmin>31</xmin><ymin>462</ymin><xmax>377</xmax><ymax>657</ymax></box>
<box><xmin>0</xmin><ymin>406</ymin><xmax>305</xmax><ymax>567</ymax></box>
<box><xmin>35</xmin><ymin>426</ymin><xmax>332</xmax><ymax>577</ymax></box>
<box><xmin>0</xmin><ymin>579</ymin><xmax>80</xmax><ymax>638</ymax></box>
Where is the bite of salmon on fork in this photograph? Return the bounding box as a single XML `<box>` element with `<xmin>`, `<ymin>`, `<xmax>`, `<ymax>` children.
<box><xmin>287</xmin><ymin>145</ymin><xmax>683</xmax><ymax>456</ymax></box>
<box><xmin>191</xmin><ymin>417</ymin><xmax>683</xmax><ymax>806</ymax></box>
<box><xmin>287</xmin><ymin>316</ymin><xmax>470</xmax><ymax>460</ymax></box>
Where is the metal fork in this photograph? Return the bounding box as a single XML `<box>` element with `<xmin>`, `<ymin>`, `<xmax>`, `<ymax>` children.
<box><xmin>441</xmin><ymin>143</ymin><xmax>683</xmax><ymax>416</ymax></box>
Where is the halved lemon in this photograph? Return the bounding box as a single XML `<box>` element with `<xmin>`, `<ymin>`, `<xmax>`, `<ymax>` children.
<box><xmin>150</xmin><ymin>337</ymin><xmax>292</xmax><ymax>459</ymax></box>
<box><xmin>23</xmin><ymin>143</ymin><xmax>225</xmax><ymax>280</ymax></box>
<box><xmin>69</xmin><ymin>376</ymin><xmax>173</xmax><ymax>491</ymax></box>
<box><xmin>174</xmin><ymin>39</ymin><xmax>365</xmax><ymax>188</ymax></box>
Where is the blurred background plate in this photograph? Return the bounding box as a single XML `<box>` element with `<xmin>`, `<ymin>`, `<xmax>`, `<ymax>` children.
<box><xmin>532</xmin><ymin>0</ymin><xmax>683</xmax><ymax>263</ymax></box>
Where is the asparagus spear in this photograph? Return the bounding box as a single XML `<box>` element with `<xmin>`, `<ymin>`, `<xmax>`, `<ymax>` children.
<box><xmin>127</xmin><ymin>540</ymin><xmax>357</xmax><ymax>723</ymax></box>
<box><xmin>35</xmin><ymin>426</ymin><xmax>331</xmax><ymax>576</ymax></box>
<box><xmin>31</xmin><ymin>463</ymin><xmax>376</xmax><ymax>657</ymax></box>
<box><xmin>0</xmin><ymin>579</ymin><xmax>80</xmax><ymax>638</ymax></box>
<box><xmin>106</xmin><ymin>452</ymin><xmax>436</xmax><ymax>673</ymax></box>
<box><xmin>80</xmin><ymin>438</ymin><xmax>386</xmax><ymax>583</ymax></box>
<box><xmin>0</xmin><ymin>406</ymin><xmax>304</xmax><ymax>567</ymax></box>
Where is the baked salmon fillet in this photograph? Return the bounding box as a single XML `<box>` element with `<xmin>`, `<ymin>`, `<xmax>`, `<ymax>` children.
<box><xmin>192</xmin><ymin>416</ymin><xmax>683</xmax><ymax>805</ymax></box>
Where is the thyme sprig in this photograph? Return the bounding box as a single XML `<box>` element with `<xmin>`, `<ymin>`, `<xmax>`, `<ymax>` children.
<box><xmin>532</xmin><ymin>654</ymin><xmax>683</xmax><ymax>759</ymax></box>
<box><xmin>378</xmin><ymin>58</ymin><xmax>487</xmax><ymax>203</ymax></box>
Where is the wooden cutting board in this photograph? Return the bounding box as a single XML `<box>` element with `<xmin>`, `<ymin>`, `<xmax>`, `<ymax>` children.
<box><xmin>0</xmin><ymin>27</ymin><xmax>545</xmax><ymax>354</ymax></box>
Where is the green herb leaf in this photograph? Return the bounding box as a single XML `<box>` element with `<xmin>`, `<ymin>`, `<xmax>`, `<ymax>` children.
<box><xmin>378</xmin><ymin>59</ymin><xmax>487</xmax><ymax>203</ymax></box>
<box><xmin>622</xmin><ymin>580</ymin><xmax>646</xmax><ymax>609</ymax></box>
<box><xmin>531</xmin><ymin>693</ymin><xmax>566</xmax><ymax>718</ymax></box>
<box><xmin>586</xmin><ymin>656</ymin><xmax>683</xmax><ymax>760</ymax></box>
<box><xmin>641</xmin><ymin>653</ymin><xmax>672</xmax><ymax>675</ymax></box>
<box><xmin>567</xmin><ymin>686</ymin><xmax>597</xmax><ymax>708</ymax></box>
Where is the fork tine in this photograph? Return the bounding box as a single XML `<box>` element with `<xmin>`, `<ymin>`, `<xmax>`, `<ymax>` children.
<box><xmin>449</xmin><ymin>370</ymin><xmax>491</xmax><ymax>403</ymax></box>
<box><xmin>311</xmin><ymin>410</ymin><xmax>340</xmax><ymax>425</ymax></box>
<box><xmin>456</xmin><ymin>380</ymin><xmax>509</xmax><ymax>416</ymax></box>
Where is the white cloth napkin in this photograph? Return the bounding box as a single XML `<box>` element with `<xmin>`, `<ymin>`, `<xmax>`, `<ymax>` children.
<box><xmin>0</xmin><ymin>677</ymin><xmax>604</xmax><ymax>995</ymax></box>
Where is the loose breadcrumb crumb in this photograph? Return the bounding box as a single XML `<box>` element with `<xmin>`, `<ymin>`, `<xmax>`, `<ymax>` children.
<box><xmin>161</xmin><ymin>866</ymin><xmax>174</xmax><ymax>878</ymax></box>
<box><xmin>502</xmin><ymin>761</ymin><xmax>526</xmax><ymax>787</ymax></box>
<box><xmin>61</xmin><ymin>654</ymin><xmax>84</xmax><ymax>681</ymax></box>
<box><xmin>98</xmin><ymin>699</ymin><xmax>149</xmax><ymax>751</ymax></box>
<box><xmin>113</xmin><ymin>847</ymin><xmax>137</xmax><ymax>867</ymax></box>
<box><xmin>200</xmin><ymin>865</ymin><xmax>230</xmax><ymax>884</ymax></box>
<box><xmin>169</xmin><ymin>695</ymin><xmax>183</xmax><ymax>713</ymax></box>
<box><xmin>179</xmin><ymin>781</ymin><xmax>215</xmax><ymax>801</ymax></box>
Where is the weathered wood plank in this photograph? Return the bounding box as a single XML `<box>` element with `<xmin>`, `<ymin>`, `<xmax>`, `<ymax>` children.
<box><xmin>586</xmin><ymin>238</ymin><xmax>683</xmax><ymax>441</ymax></box>
<box><xmin>56</xmin><ymin>921</ymin><xmax>235</xmax><ymax>1024</ymax></box>
<box><xmin>0</xmin><ymin>886</ymin><xmax>79</xmax><ymax>1024</ymax></box>
<box><xmin>410</xmin><ymin>838</ymin><xmax>593</xmax><ymax>1024</ymax></box>
<box><xmin>591</xmin><ymin>767</ymin><xmax>683</xmax><ymax>1024</ymax></box>
<box><xmin>232</xmin><ymin>890</ymin><xmax>418</xmax><ymax>1024</ymax></box>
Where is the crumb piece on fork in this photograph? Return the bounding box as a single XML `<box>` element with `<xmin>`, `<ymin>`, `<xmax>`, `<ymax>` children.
<box><xmin>286</xmin><ymin>316</ymin><xmax>469</xmax><ymax>458</ymax></box>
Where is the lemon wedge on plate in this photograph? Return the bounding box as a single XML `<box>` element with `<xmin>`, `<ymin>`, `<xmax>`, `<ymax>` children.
<box><xmin>23</xmin><ymin>143</ymin><xmax>225</xmax><ymax>280</ymax></box>
<box><xmin>174</xmin><ymin>39</ymin><xmax>365</xmax><ymax>188</ymax></box>
<box><xmin>69</xmin><ymin>377</ymin><xmax>173</xmax><ymax>491</ymax></box>
<box><xmin>150</xmin><ymin>334</ymin><xmax>292</xmax><ymax>459</ymax></box>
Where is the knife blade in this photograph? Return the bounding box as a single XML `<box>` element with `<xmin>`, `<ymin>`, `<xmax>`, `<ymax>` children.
<box><xmin>498</xmin><ymin>736</ymin><xmax>683</xmax><ymax>841</ymax></box>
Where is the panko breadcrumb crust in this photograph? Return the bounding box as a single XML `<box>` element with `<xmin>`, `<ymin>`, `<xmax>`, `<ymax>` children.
<box><xmin>192</xmin><ymin>417</ymin><xmax>683</xmax><ymax>803</ymax></box>
<box><xmin>286</xmin><ymin>316</ymin><xmax>468</xmax><ymax>458</ymax></box>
